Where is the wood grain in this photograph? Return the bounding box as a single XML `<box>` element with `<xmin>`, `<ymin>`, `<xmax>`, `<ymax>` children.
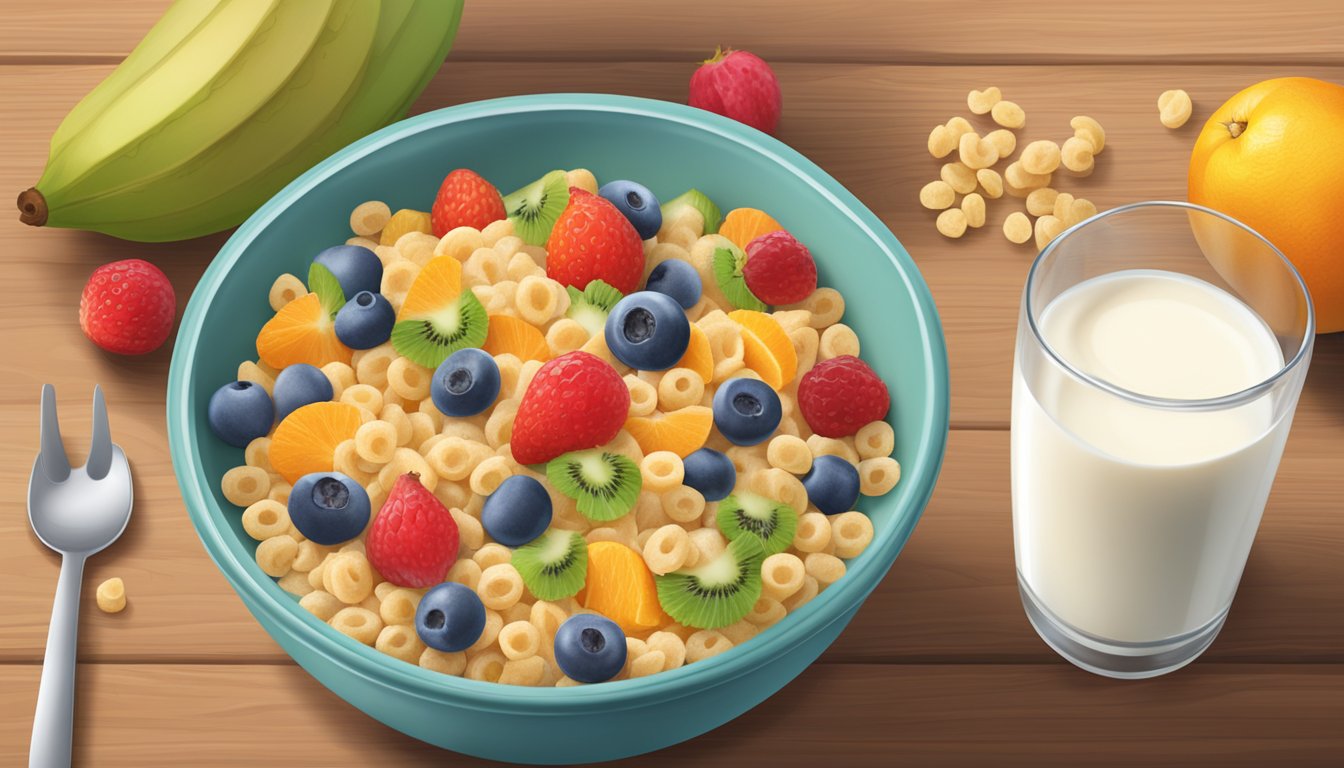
<box><xmin>3</xmin><ymin>1</ymin><xmax>1344</xmax><ymax>65</ymax></box>
<box><xmin>0</xmin><ymin>663</ymin><xmax>1339</xmax><ymax>767</ymax></box>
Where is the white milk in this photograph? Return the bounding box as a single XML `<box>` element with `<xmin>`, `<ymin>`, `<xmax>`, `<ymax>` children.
<box><xmin>1012</xmin><ymin>269</ymin><xmax>1290</xmax><ymax>643</ymax></box>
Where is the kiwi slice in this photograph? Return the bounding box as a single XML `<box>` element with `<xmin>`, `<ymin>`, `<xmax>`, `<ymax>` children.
<box><xmin>717</xmin><ymin>493</ymin><xmax>798</xmax><ymax>556</ymax></box>
<box><xmin>512</xmin><ymin>528</ymin><xmax>589</xmax><ymax>600</ymax></box>
<box><xmin>655</xmin><ymin>536</ymin><xmax>764</xmax><ymax>629</ymax></box>
<box><xmin>711</xmin><ymin>243</ymin><xmax>767</xmax><ymax>311</ymax></box>
<box><xmin>503</xmin><ymin>169</ymin><xmax>571</xmax><ymax>246</ymax></box>
<box><xmin>662</xmin><ymin>189</ymin><xmax>723</xmax><ymax>234</ymax></box>
<box><xmin>546</xmin><ymin>449</ymin><xmax>642</xmax><ymax>522</ymax></box>
<box><xmin>307</xmin><ymin>262</ymin><xmax>346</xmax><ymax>318</ymax></box>
<box><xmin>565</xmin><ymin>279</ymin><xmax>624</xmax><ymax>337</ymax></box>
<box><xmin>390</xmin><ymin>290</ymin><xmax>488</xmax><ymax>368</ymax></box>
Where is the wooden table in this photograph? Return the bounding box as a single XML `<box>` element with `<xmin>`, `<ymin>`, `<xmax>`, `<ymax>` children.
<box><xmin>2</xmin><ymin>2</ymin><xmax>1342</xmax><ymax>765</ymax></box>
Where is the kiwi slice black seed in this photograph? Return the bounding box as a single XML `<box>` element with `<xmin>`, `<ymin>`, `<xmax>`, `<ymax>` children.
<box><xmin>390</xmin><ymin>290</ymin><xmax>488</xmax><ymax>368</ymax></box>
<box><xmin>546</xmin><ymin>449</ymin><xmax>641</xmax><ymax>522</ymax></box>
<box><xmin>661</xmin><ymin>188</ymin><xmax>723</xmax><ymax>234</ymax></box>
<box><xmin>711</xmin><ymin>243</ymin><xmax>767</xmax><ymax>312</ymax></box>
<box><xmin>717</xmin><ymin>492</ymin><xmax>798</xmax><ymax>556</ymax></box>
<box><xmin>565</xmin><ymin>279</ymin><xmax>625</xmax><ymax>337</ymax></box>
<box><xmin>511</xmin><ymin>528</ymin><xmax>589</xmax><ymax>600</ymax></box>
<box><xmin>503</xmin><ymin>169</ymin><xmax>571</xmax><ymax>246</ymax></box>
<box><xmin>655</xmin><ymin>536</ymin><xmax>764</xmax><ymax>629</ymax></box>
<box><xmin>307</xmin><ymin>262</ymin><xmax>346</xmax><ymax>318</ymax></box>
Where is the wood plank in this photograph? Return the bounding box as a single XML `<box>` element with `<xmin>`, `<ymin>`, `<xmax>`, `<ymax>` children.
<box><xmin>0</xmin><ymin>662</ymin><xmax>1340</xmax><ymax>766</ymax></box>
<box><xmin>1</xmin><ymin>63</ymin><xmax>1341</xmax><ymax>663</ymax></box>
<box><xmin>3</xmin><ymin>1</ymin><xmax>1344</xmax><ymax>65</ymax></box>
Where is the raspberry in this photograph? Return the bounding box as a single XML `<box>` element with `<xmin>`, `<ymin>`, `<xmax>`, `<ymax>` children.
<box><xmin>431</xmin><ymin>168</ymin><xmax>506</xmax><ymax>237</ymax></box>
<box><xmin>78</xmin><ymin>259</ymin><xmax>176</xmax><ymax>355</ymax></box>
<box><xmin>366</xmin><ymin>473</ymin><xmax>460</xmax><ymax>588</ymax></box>
<box><xmin>798</xmin><ymin>355</ymin><xmax>890</xmax><ymax>438</ymax></box>
<box><xmin>545</xmin><ymin>188</ymin><xmax>645</xmax><ymax>294</ymax></box>
<box><xmin>511</xmin><ymin>351</ymin><xmax>630</xmax><ymax>465</ymax></box>
<box><xmin>743</xmin><ymin>230</ymin><xmax>817</xmax><ymax>305</ymax></box>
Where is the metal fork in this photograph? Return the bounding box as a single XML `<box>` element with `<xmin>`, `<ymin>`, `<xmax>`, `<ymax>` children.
<box><xmin>27</xmin><ymin>385</ymin><xmax>134</xmax><ymax>768</ymax></box>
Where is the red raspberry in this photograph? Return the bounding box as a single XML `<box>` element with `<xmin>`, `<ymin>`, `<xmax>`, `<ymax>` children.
<box><xmin>78</xmin><ymin>259</ymin><xmax>176</xmax><ymax>355</ymax></box>
<box><xmin>743</xmin><ymin>230</ymin><xmax>817</xmax><ymax>305</ymax></box>
<box><xmin>430</xmin><ymin>168</ymin><xmax>506</xmax><ymax>236</ymax></box>
<box><xmin>511</xmin><ymin>351</ymin><xmax>630</xmax><ymax>465</ymax></box>
<box><xmin>688</xmin><ymin>48</ymin><xmax>783</xmax><ymax>135</ymax></box>
<box><xmin>366</xmin><ymin>473</ymin><xmax>460</xmax><ymax>588</ymax></box>
<box><xmin>798</xmin><ymin>355</ymin><xmax>890</xmax><ymax>438</ymax></box>
<box><xmin>545</xmin><ymin>188</ymin><xmax>646</xmax><ymax>294</ymax></box>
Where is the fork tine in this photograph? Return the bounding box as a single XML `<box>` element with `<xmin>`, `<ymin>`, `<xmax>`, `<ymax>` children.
<box><xmin>38</xmin><ymin>384</ymin><xmax>71</xmax><ymax>482</ymax></box>
<box><xmin>86</xmin><ymin>385</ymin><xmax>113</xmax><ymax>480</ymax></box>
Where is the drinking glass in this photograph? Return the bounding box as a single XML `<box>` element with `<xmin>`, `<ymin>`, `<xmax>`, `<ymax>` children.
<box><xmin>1011</xmin><ymin>201</ymin><xmax>1314</xmax><ymax>679</ymax></box>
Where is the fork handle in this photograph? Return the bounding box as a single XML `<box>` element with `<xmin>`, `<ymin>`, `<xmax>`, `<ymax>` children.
<box><xmin>30</xmin><ymin>553</ymin><xmax>85</xmax><ymax>768</ymax></box>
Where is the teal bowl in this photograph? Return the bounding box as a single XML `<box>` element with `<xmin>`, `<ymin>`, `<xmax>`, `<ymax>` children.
<box><xmin>168</xmin><ymin>94</ymin><xmax>948</xmax><ymax>764</ymax></box>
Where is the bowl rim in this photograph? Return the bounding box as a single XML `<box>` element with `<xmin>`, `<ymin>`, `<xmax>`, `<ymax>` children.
<box><xmin>168</xmin><ymin>93</ymin><xmax>949</xmax><ymax>713</ymax></box>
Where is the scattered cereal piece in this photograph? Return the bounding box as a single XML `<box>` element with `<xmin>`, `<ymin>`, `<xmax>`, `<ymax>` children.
<box><xmin>940</xmin><ymin>162</ymin><xmax>977</xmax><ymax>195</ymax></box>
<box><xmin>967</xmin><ymin>87</ymin><xmax>1002</xmax><ymax>115</ymax></box>
<box><xmin>1035</xmin><ymin>214</ymin><xmax>1066</xmax><ymax>251</ymax></box>
<box><xmin>1158</xmin><ymin>89</ymin><xmax>1193</xmax><ymax>129</ymax></box>
<box><xmin>96</xmin><ymin>577</ymin><xmax>126</xmax><ymax>614</ymax></box>
<box><xmin>944</xmin><ymin>116</ymin><xmax>974</xmax><ymax>140</ymax></box>
<box><xmin>1026</xmin><ymin>188</ymin><xmax>1059</xmax><ymax>218</ymax></box>
<box><xmin>1003</xmin><ymin>212</ymin><xmax>1033</xmax><ymax>245</ymax></box>
<box><xmin>957</xmin><ymin>132</ymin><xmax>998</xmax><ymax>170</ymax></box>
<box><xmin>975</xmin><ymin>168</ymin><xmax>1004</xmax><ymax>199</ymax></box>
<box><xmin>919</xmin><ymin>180</ymin><xmax>956</xmax><ymax>210</ymax></box>
<box><xmin>984</xmin><ymin>128</ymin><xmax>1017</xmax><ymax>160</ymax></box>
<box><xmin>990</xmin><ymin>100</ymin><xmax>1026</xmax><ymax>129</ymax></box>
<box><xmin>1061</xmin><ymin>136</ymin><xmax>1096</xmax><ymax>174</ymax></box>
<box><xmin>1051</xmin><ymin>193</ymin><xmax>1076</xmax><ymax>222</ymax></box>
<box><xmin>1004</xmin><ymin>162</ymin><xmax>1051</xmax><ymax>193</ymax></box>
<box><xmin>1070</xmin><ymin>116</ymin><xmax>1106</xmax><ymax>153</ymax></box>
<box><xmin>1019</xmin><ymin>140</ymin><xmax>1062</xmax><ymax>175</ymax></box>
<box><xmin>1064</xmin><ymin>197</ymin><xmax>1099</xmax><ymax>226</ymax></box>
<box><xmin>927</xmin><ymin>125</ymin><xmax>957</xmax><ymax>159</ymax></box>
<box><xmin>936</xmin><ymin>208</ymin><xmax>969</xmax><ymax>239</ymax></box>
<box><xmin>961</xmin><ymin>193</ymin><xmax>986</xmax><ymax>228</ymax></box>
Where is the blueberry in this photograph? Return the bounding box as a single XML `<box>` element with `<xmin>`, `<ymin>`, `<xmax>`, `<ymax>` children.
<box><xmin>801</xmin><ymin>455</ymin><xmax>861</xmax><ymax>515</ymax></box>
<box><xmin>288</xmin><ymin>472</ymin><xmax>371</xmax><ymax>545</ymax></box>
<box><xmin>334</xmin><ymin>291</ymin><xmax>395</xmax><ymax>350</ymax></box>
<box><xmin>712</xmin><ymin>377</ymin><xmax>782</xmax><ymax>446</ymax></box>
<box><xmin>481</xmin><ymin>475</ymin><xmax>553</xmax><ymax>547</ymax></box>
<box><xmin>598</xmin><ymin>180</ymin><xmax>662</xmax><ymax>240</ymax></box>
<box><xmin>645</xmin><ymin>259</ymin><xmax>703</xmax><ymax>310</ymax></box>
<box><xmin>416</xmin><ymin>582</ymin><xmax>487</xmax><ymax>653</ymax></box>
<box><xmin>431</xmin><ymin>348</ymin><xmax>501</xmax><ymax>417</ymax></box>
<box><xmin>554</xmin><ymin>614</ymin><xmax>627</xmax><ymax>683</ymax></box>
<box><xmin>272</xmin><ymin>363</ymin><xmax>334</xmax><ymax>422</ymax></box>
<box><xmin>682</xmin><ymin>447</ymin><xmax>736</xmax><ymax>502</ymax></box>
<box><xmin>313</xmin><ymin>245</ymin><xmax>383</xmax><ymax>299</ymax></box>
<box><xmin>604</xmin><ymin>291</ymin><xmax>690</xmax><ymax>371</ymax></box>
<box><xmin>207</xmin><ymin>381</ymin><xmax>274</xmax><ymax>448</ymax></box>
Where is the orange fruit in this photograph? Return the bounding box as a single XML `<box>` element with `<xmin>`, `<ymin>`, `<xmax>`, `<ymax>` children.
<box><xmin>674</xmin><ymin>323</ymin><xmax>713</xmax><ymax>383</ymax></box>
<box><xmin>379</xmin><ymin>208</ymin><xmax>433</xmax><ymax>246</ymax></box>
<box><xmin>718</xmin><ymin>208</ymin><xmax>784</xmax><ymax>250</ymax></box>
<box><xmin>397</xmin><ymin>255</ymin><xmax>463</xmax><ymax>321</ymax></box>
<box><xmin>728</xmin><ymin>309</ymin><xmax>797</xmax><ymax>390</ymax></box>
<box><xmin>578</xmin><ymin>541</ymin><xmax>666</xmax><ymax>634</ymax></box>
<box><xmin>482</xmin><ymin>314</ymin><xmax>551</xmax><ymax>362</ymax></box>
<box><xmin>624</xmin><ymin>406</ymin><xmax>713</xmax><ymax>458</ymax></box>
<box><xmin>256</xmin><ymin>292</ymin><xmax>352</xmax><ymax>369</ymax></box>
<box><xmin>1189</xmin><ymin>77</ymin><xmax>1344</xmax><ymax>333</ymax></box>
<box><xmin>268</xmin><ymin>401</ymin><xmax>364</xmax><ymax>484</ymax></box>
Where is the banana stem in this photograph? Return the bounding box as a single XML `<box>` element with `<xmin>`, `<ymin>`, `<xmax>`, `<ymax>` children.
<box><xmin>17</xmin><ymin>187</ymin><xmax>48</xmax><ymax>227</ymax></box>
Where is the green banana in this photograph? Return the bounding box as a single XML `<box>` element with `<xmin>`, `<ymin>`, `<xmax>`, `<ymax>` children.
<box><xmin>17</xmin><ymin>0</ymin><xmax>463</xmax><ymax>243</ymax></box>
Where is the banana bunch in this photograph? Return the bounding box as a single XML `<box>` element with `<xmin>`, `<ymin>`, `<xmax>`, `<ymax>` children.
<box><xmin>17</xmin><ymin>0</ymin><xmax>463</xmax><ymax>242</ymax></box>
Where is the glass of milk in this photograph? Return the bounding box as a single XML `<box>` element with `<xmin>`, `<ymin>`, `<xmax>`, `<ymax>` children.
<box><xmin>1012</xmin><ymin>201</ymin><xmax>1314</xmax><ymax>679</ymax></box>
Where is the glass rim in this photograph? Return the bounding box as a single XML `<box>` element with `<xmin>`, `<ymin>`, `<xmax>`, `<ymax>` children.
<box><xmin>1024</xmin><ymin>200</ymin><xmax>1316</xmax><ymax>411</ymax></box>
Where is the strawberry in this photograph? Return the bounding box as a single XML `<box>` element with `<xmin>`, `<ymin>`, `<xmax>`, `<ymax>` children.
<box><xmin>366</xmin><ymin>473</ymin><xmax>460</xmax><ymax>588</ymax></box>
<box><xmin>798</xmin><ymin>355</ymin><xmax>890</xmax><ymax>438</ymax></box>
<box><xmin>545</xmin><ymin>188</ymin><xmax>646</xmax><ymax>294</ymax></box>
<box><xmin>688</xmin><ymin>47</ymin><xmax>783</xmax><ymax>135</ymax></box>
<box><xmin>430</xmin><ymin>168</ymin><xmax>506</xmax><ymax>237</ymax></box>
<box><xmin>511</xmin><ymin>351</ymin><xmax>630</xmax><ymax>465</ymax></box>
<box><xmin>743</xmin><ymin>230</ymin><xmax>817</xmax><ymax>305</ymax></box>
<box><xmin>79</xmin><ymin>258</ymin><xmax>176</xmax><ymax>355</ymax></box>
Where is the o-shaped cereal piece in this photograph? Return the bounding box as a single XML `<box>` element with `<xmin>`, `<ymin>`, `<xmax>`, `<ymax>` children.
<box><xmin>330</xmin><ymin>606</ymin><xmax>383</xmax><ymax>645</ymax></box>
<box><xmin>939</xmin><ymin>162</ymin><xmax>977</xmax><ymax>195</ymax></box>
<box><xmin>1064</xmin><ymin>197</ymin><xmax>1099</xmax><ymax>227</ymax></box>
<box><xmin>256</xmin><ymin>534</ymin><xmax>299</xmax><ymax>578</ymax></box>
<box><xmin>1158</xmin><ymin>89</ymin><xmax>1193</xmax><ymax>129</ymax></box>
<box><xmin>356</xmin><ymin>345</ymin><xmax>398</xmax><ymax>390</ymax></box>
<box><xmin>685</xmin><ymin>630</ymin><xmax>732</xmax><ymax>663</ymax></box>
<box><xmin>745</xmin><ymin>595</ymin><xmax>787</xmax><ymax>627</ymax></box>
<box><xmin>481</xmin><ymin>217</ymin><xmax>515</xmax><ymax>246</ymax></box>
<box><xmin>465</xmin><ymin>650</ymin><xmax>508</xmax><ymax>683</ymax></box>
<box><xmin>830</xmin><ymin>511</ymin><xmax>876</xmax><ymax>559</ymax></box>
<box><xmin>927</xmin><ymin>124</ymin><xmax>957</xmax><ymax>159</ymax></box>
<box><xmin>1034</xmin><ymin>215</ymin><xmax>1066</xmax><ymax>251</ymax></box>
<box><xmin>349</xmin><ymin>200</ymin><xmax>391</xmax><ymax>237</ymax></box>
<box><xmin>354</xmin><ymin>419</ymin><xmax>397</xmax><ymax>464</ymax></box>
<box><xmin>378</xmin><ymin>447</ymin><xmax>437</xmax><ymax>492</ymax></box>
<box><xmin>546</xmin><ymin>318</ymin><xmax>590</xmax><ymax>356</ymax></box>
<box><xmin>805</xmin><ymin>552</ymin><xmax>847</xmax><ymax>587</ymax></box>
<box><xmin>1019</xmin><ymin>140</ymin><xmax>1061</xmax><ymax>175</ymax></box>
<box><xmin>807</xmin><ymin>434</ymin><xmax>859</xmax><ymax>464</ymax></box>
<box><xmin>661</xmin><ymin>484</ymin><xmax>706</xmax><ymax>524</ymax></box>
<box><xmin>381</xmin><ymin>259</ymin><xmax>420</xmax><ymax>298</ymax></box>
<box><xmin>321</xmin><ymin>362</ymin><xmax>356</xmax><ymax>400</ymax></box>
<box><xmin>944</xmin><ymin>116</ymin><xmax>973</xmax><ymax>139</ymax></box>
<box><xmin>499</xmin><ymin>656</ymin><xmax>547</xmax><ymax>686</ymax></box>
<box><xmin>799</xmin><ymin>287</ymin><xmax>845</xmax><ymax>329</ymax></box>
<box><xmin>1052</xmin><ymin>193</ymin><xmax>1075</xmax><ymax>222</ymax></box>
<box><xmin>325</xmin><ymin>552</ymin><xmax>374</xmax><ymax>604</ymax></box>
<box><xmin>469</xmin><ymin>454</ymin><xmax>514</xmax><ymax>496</ymax></box>
<box><xmin>1070</xmin><ymin>115</ymin><xmax>1106</xmax><ymax>153</ymax></box>
<box><xmin>961</xmin><ymin>193</ymin><xmax>987</xmax><ymax>229</ymax></box>
<box><xmin>918</xmin><ymin>180</ymin><xmax>955</xmax><ymax>211</ymax></box>
<box><xmin>478</xmin><ymin>563</ymin><xmax>525</xmax><ymax>611</ymax></box>
<box><xmin>434</xmin><ymin>226</ymin><xmax>485</xmax><ymax>261</ymax></box>
<box><xmin>386</xmin><ymin>357</ymin><xmax>432</xmax><ymax>401</ymax></box>
<box><xmin>473</xmin><ymin>543</ymin><xmax>513</xmax><ymax>570</ymax></box>
<box><xmin>1005</xmin><ymin>161</ymin><xmax>1051</xmax><ymax>192</ymax></box>
<box><xmin>936</xmin><ymin>208</ymin><xmax>968</xmax><ymax>239</ymax></box>
<box><xmin>640</xmin><ymin>451</ymin><xmax>685</xmax><ymax>493</ymax></box>
<box><xmin>292</xmin><ymin>540</ymin><xmax>327</xmax><ymax>573</ymax></box>
<box><xmin>967</xmin><ymin>86</ymin><xmax>1002</xmax><ymax>115</ymax></box>
<box><xmin>766</xmin><ymin>434</ymin><xmax>812</xmax><ymax>475</ymax></box>
<box><xmin>222</xmin><ymin>465</ymin><xmax>270</xmax><ymax>507</ymax></box>
<box><xmin>499</xmin><ymin>620</ymin><xmax>543</xmax><ymax>661</ymax></box>
<box><xmin>379</xmin><ymin>588</ymin><xmax>421</xmax><ymax>626</ymax></box>
<box><xmin>657</xmin><ymin>368</ymin><xmax>705</xmax><ymax>411</ymax></box>
<box><xmin>643</xmin><ymin>524</ymin><xmax>693</xmax><ymax>575</ymax></box>
<box><xmin>507</xmin><ymin>250</ymin><xmax>544</xmax><ymax>282</ymax></box>
<box><xmin>628</xmin><ymin>650</ymin><xmax>667</xmax><ymax>679</ymax></box>
<box><xmin>300</xmin><ymin>591</ymin><xmax>344</xmax><ymax>622</ymax></box>
<box><xmin>468</xmin><ymin>610</ymin><xmax>505</xmax><ymax>654</ymax></box>
<box><xmin>975</xmin><ymin>168</ymin><xmax>1004</xmax><ymax>200</ymax></box>
<box><xmin>464</xmin><ymin>247</ymin><xmax>508</xmax><ymax>286</ymax></box>
<box><xmin>340</xmin><ymin>383</ymin><xmax>384</xmax><ymax>416</ymax></box>
<box><xmin>646</xmin><ymin>631</ymin><xmax>687</xmax><ymax>669</ymax></box>
<box><xmin>984</xmin><ymin>128</ymin><xmax>1016</xmax><ymax>159</ymax></box>
<box><xmin>419</xmin><ymin>648</ymin><xmax>467</xmax><ymax>675</ymax></box>
<box><xmin>515</xmin><ymin>275</ymin><xmax>561</xmax><ymax>326</ymax></box>
<box><xmin>395</xmin><ymin>232</ymin><xmax>438</xmax><ymax>267</ymax></box>
<box><xmin>375</xmin><ymin>624</ymin><xmax>425</xmax><ymax>664</ymax></box>
<box><xmin>792</xmin><ymin>512</ymin><xmax>832</xmax><ymax>553</ymax></box>
<box><xmin>447</xmin><ymin>558</ymin><xmax>484</xmax><ymax>591</ymax></box>
<box><xmin>242</xmin><ymin>499</ymin><xmax>291</xmax><ymax>541</ymax></box>
<box><xmin>818</xmin><ymin>323</ymin><xmax>860</xmax><ymax>361</ymax></box>
<box><xmin>859</xmin><ymin>457</ymin><xmax>902</xmax><ymax>496</ymax></box>
<box><xmin>855</xmin><ymin>421</ymin><xmax>895</xmax><ymax>460</ymax></box>
<box><xmin>1003</xmin><ymin>211</ymin><xmax>1033</xmax><ymax>244</ymax></box>
<box><xmin>760</xmin><ymin>552</ymin><xmax>806</xmax><ymax>602</ymax></box>
<box><xmin>484</xmin><ymin>398</ymin><xmax>520</xmax><ymax>449</ymax></box>
<box><xmin>957</xmin><ymin>132</ymin><xmax>998</xmax><ymax>170</ymax></box>
<box><xmin>1061</xmin><ymin>136</ymin><xmax>1095</xmax><ymax>174</ymax></box>
<box><xmin>96</xmin><ymin>577</ymin><xmax>126</xmax><ymax>613</ymax></box>
<box><xmin>990</xmin><ymin>100</ymin><xmax>1026</xmax><ymax>129</ymax></box>
<box><xmin>269</xmin><ymin>273</ymin><xmax>306</xmax><ymax>312</ymax></box>
<box><xmin>1026</xmin><ymin>188</ymin><xmax>1059</xmax><ymax>218</ymax></box>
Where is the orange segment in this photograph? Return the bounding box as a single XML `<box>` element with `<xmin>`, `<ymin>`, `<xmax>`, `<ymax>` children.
<box><xmin>728</xmin><ymin>310</ymin><xmax>798</xmax><ymax>390</ymax></box>
<box><xmin>398</xmin><ymin>255</ymin><xmax>463</xmax><ymax>321</ymax></box>
<box><xmin>379</xmin><ymin>208</ymin><xmax>433</xmax><ymax>245</ymax></box>
<box><xmin>482</xmin><ymin>314</ymin><xmax>551</xmax><ymax>362</ymax></box>
<box><xmin>256</xmin><ymin>293</ymin><xmax>352</xmax><ymax>369</ymax></box>
<box><xmin>578</xmin><ymin>541</ymin><xmax>666</xmax><ymax>634</ymax></box>
<box><xmin>624</xmin><ymin>406</ymin><xmax>713</xmax><ymax>458</ymax></box>
<box><xmin>268</xmin><ymin>401</ymin><xmax>363</xmax><ymax>485</ymax></box>
<box><xmin>718</xmin><ymin>207</ymin><xmax>784</xmax><ymax>250</ymax></box>
<box><xmin>674</xmin><ymin>323</ymin><xmax>713</xmax><ymax>383</ymax></box>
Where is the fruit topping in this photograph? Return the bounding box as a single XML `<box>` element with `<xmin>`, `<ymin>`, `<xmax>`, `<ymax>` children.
<box><xmin>511</xmin><ymin>351</ymin><xmax>629</xmax><ymax>465</ymax></box>
<box><xmin>334</xmin><ymin>290</ymin><xmax>395</xmax><ymax>350</ymax></box>
<box><xmin>661</xmin><ymin>188</ymin><xmax>722</xmax><ymax>234</ymax></box>
<box><xmin>380</xmin><ymin>208</ymin><xmax>433</xmax><ymax>245</ymax></box>
<box><xmin>729</xmin><ymin>309</ymin><xmax>797</xmax><ymax>390</ymax></box>
<box><xmin>416</xmin><ymin>582</ymin><xmax>487</xmax><ymax>653</ymax></box>
<box><xmin>711</xmin><ymin>241</ymin><xmax>767</xmax><ymax>312</ymax></box>
<box><xmin>604</xmin><ymin>291</ymin><xmax>691</xmax><ymax>371</ymax></box>
<box><xmin>797</xmin><ymin>355</ymin><xmax>890</xmax><ymax>438</ymax></box>
<box><xmin>267</xmin><ymin>401</ymin><xmax>363</xmax><ymax>485</ymax></box>
<box><xmin>674</xmin><ymin>323</ymin><xmax>714</xmax><ymax>383</ymax></box>
<box><xmin>367</xmin><ymin>472</ymin><xmax>460</xmax><ymax>588</ymax></box>
<box><xmin>288</xmin><ymin>471</ymin><xmax>370</xmax><ymax>545</ymax></box>
<box><xmin>546</xmin><ymin>188</ymin><xmax>646</xmax><ymax>294</ymax></box>
<box><xmin>655</xmin><ymin>536</ymin><xmax>764</xmax><ymax>629</ymax></box>
<box><xmin>430</xmin><ymin>169</ymin><xmax>506</xmax><ymax>237</ymax></box>
<box><xmin>546</xmin><ymin>450</ymin><xmax>642</xmax><ymax>522</ymax></box>
<box><xmin>502</xmin><ymin>169</ymin><xmax>570</xmax><ymax>246</ymax></box>
<box><xmin>256</xmin><ymin>292</ymin><xmax>353</xmax><ymax>369</ymax></box>
<box><xmin>681</xmin><ymin>447</ymin><xmax>736</xmax><ymax>502</ymax></box>
<box><xmin>207</xmin><ymin>381</ymin><xmax>274</xmax><ymax>448</ymax></box>
<box><xmin>566</xmin><ymin>279</ymin><xmax>624</xmax><ymax>337</ymax></box>
<box><xmin>79</xmin><ymin>258</ymin><xmax>176</xmax><ymax>355</ymax></box>
<box><xmin>742</xmin><ymin>231</ymin><xmax>817</xmax><ymax>305</ymax></box>
<box><xmin>272</xmin><ymin>362</ymin><xmax>334</xmax><ymax>422</ymax></box>
<box><xmin>481</xmin><ymin>475</ymin><xmax>553</xmax><ymax>547</ymax></box>
<box><xmin>598</xmin><ymin>179</ymin><xmax>662</xmax><ymax>240</ymax></box>
<box><xmin>390</xmin><ymin>254</ymin><xmax>488</xmax><ymax>368</ymax></box>
<box><xmin>431</xmin><ymin>347</ymin><xmax>501</xmax><ymax>418</ymax></box>
<box><xmin>580</xmin><ymin>541</ymin><xmax>665</xmax><ymax>634</ymax></box>
<box><xmin>717</xmin><ymin>492</ymin><xmax>798</xmax><ymax>556</ymax></box>
<box><xmin>554</xmin><ymin>613</ymin><xmax>626</xmax><ymax>683</ymax></box>
<box><xmin>512</xmin><ymin>529</ymin><xmax>588</xmax><ymax>601</ymax></box>
<box><xmin>712</xmin><ymin>377</ymin><xmax>782</xmax><ymax>446</ymax></box>
<box><xmin>623</xmin><ymin>406</ymin><xmax>713</xmax><ymax>459</ymax></box>
<box><xmin>312</xmin><ymin>244</ymin><xmax>383</xmax><ymax>300</ymax></box>
<box><xmin>645</xmin><ymin>258</ymin><xmax>703</xmax><ymax>310</ymax></box>
<box><xmin>800</xmin><ymin>455</ymin><xmax>861</xmax><ymax>515</ymax></box>
<box><xmin>482</xmin><ymin>314</ymin><xmax>551</xmax><ymax>363</ymax></box>
<box><xmin>718</xmin><ymin>207</ymin><xmax>784</xmax><ymax>251</ymax></box>
<box><xmin>688</xmin><ymin>47</ymin><xmax>783</xmax><ymax>136</ymax></box>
